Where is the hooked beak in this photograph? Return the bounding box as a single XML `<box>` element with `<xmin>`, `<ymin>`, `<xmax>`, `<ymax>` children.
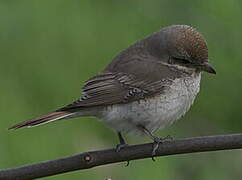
<box><xmin>200</xmin><ymin>62</ymin><xmax>216</xmax><ymax>74</ymax></box>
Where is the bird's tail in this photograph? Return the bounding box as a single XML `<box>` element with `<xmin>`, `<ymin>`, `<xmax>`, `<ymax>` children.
<box><xmin>8</xmin><ymin>111</ymin><xmax>74</xmax><ymax>130</ymax></box>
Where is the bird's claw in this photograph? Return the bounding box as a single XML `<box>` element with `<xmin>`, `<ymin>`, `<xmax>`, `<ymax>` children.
<box><xmin>125</xmin><ymin>160</ymin><xmax>130</xmax><ymax>167</ymax></box>
<box><xmin>116</xmin><ymin>143</ymin><xmax>128</xmax><ymax>152</ymax></box>
<box><xmin>115</xmin><ymin>143</ymin><xmax>130</xmax><ymax>166</ymax></box>
<box><xmin>151</xmin><ymin>135</ymin><xmax>173</xmax><ymax>161</ymax></box>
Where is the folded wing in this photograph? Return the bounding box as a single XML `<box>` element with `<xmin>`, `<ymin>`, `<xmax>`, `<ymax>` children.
<box><xmin>60</xmin><ymin>57</ymin><xmax>178</xmax><ymax>111</ymax></box>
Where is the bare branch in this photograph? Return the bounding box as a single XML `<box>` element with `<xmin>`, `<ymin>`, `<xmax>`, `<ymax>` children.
<box><xmin>1</xmin><ymin>133</ymin><xmax>242</xmax><ymax>180</ymax></box>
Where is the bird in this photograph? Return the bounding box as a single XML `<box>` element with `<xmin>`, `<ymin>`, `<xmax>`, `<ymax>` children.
<box><xmin>9</xmin><ymin>25</ymin><xmax>216</xmax><ymax>156</ymax></box>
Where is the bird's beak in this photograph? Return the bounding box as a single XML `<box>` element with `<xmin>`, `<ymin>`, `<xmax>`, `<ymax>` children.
<box><xmin>200</xmin><ymin>62</ymin><xmax>216</xmax><ymax>74</ymax></box>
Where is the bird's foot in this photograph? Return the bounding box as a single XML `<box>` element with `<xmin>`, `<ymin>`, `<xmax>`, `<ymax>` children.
<box><xmin>116</xmin><ymin>143</ymin><xmax>128</xmax><ymax>152</ymax></box>
<box><xmin>116</xmin><ymin>143</ymin><xmax>130</xmax><ymax>166</ymax></box>
<box><xmin>152</xmin><ymin>135</ymin><xmax>173</xmax><ymax>161</ymax></box>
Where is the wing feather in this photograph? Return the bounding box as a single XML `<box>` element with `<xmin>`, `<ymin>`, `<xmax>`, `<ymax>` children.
<box><xmin>60</xmin><ymin>57</ymin><xmax>180</xmax><ymax>111</ymax></box>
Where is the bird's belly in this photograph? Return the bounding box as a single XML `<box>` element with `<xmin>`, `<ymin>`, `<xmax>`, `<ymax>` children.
<box><xmin>99</xmin><ymin>94</ymin><xmax>192</xmax><ymax>135</ymax></box>
<box><xmin>98</xmin><ymin>74</ymin><xmax>201</xmax><ymax>135</ymax></box>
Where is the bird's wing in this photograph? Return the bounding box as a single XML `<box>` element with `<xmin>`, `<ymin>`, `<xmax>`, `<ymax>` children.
<box><xmin>59</xmin><ymin>57</ymin><xmax>181</xmax><ymax>111</ymax></box>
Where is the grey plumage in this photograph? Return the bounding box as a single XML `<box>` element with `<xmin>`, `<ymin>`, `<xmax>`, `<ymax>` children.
<box><xmin>9</xmin><ymin>25</ymin><xmax>216</xmax><ymax>139</ymax></box>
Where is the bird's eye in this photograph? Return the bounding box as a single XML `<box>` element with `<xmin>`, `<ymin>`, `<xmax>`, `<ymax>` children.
<box><xmin>173</xmin><ymin>57</ymin><xmax>191</xmax><ymax>64</ymax></box>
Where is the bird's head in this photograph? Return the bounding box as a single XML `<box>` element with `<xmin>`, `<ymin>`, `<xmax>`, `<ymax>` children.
<box><xmin>150</xmin><ymin>25</ymin><xmax>216</xmax><ymax>74</ymax></box>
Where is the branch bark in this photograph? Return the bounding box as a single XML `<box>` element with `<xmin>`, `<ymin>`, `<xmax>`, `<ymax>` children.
<box><xmin>1</xmin><ymin>133</ymin><xmax>242</xmax><ymax>180</ymax></box>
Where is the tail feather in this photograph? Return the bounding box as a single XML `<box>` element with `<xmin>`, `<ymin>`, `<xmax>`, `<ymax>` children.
<box><xmin>9</xmin><ymin>111</ymin><xmax>72</xmax><ymax>130</ymax></box>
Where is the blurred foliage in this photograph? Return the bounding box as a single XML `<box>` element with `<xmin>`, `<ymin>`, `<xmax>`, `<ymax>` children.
<box><xmin>0</xmin><ymin>0</ymin><xmax>242</xmax><ymax>179</ymax></box>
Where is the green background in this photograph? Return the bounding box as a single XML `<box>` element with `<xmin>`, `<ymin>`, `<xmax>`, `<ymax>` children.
<box><xmin>1</xmin><ymin>0</ymin><xmax>242</xmax><ymax>179</ymax></box>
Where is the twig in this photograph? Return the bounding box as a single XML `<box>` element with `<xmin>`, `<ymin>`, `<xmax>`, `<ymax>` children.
<box><xmin>1</xmin><ymin>133</ymin><xmax>242</xmax><ymax>180</ymax></box>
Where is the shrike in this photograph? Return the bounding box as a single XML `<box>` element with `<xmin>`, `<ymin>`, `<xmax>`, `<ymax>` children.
<box><xmin>10</xmin><ymin>25</ymin><xmax>216</xmax><ymax>156</ymax></box>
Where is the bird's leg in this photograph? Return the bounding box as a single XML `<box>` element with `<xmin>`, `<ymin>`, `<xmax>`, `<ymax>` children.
<box><xmin>137</xmin><ymin>125</ymin><xmax>173</xmax><ymax>160</ymax></box>
<box><xmin>116</xmin><ymin>132</ymin><xmax>128</xmax><ymax>152</ymax></box>
<box><xmin>116</xmin><ymin>132</ymin><xmax>130</xmax><ymax>166</ymax></box>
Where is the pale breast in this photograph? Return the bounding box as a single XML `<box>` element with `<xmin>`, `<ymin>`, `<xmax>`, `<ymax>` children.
<box><xmin>98</xmin><ymin>73</ymin><xmax>201</xmax><ymax>135</ymax></box>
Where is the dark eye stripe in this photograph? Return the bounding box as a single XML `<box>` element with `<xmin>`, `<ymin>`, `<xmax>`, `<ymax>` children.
<box><xmin>173</xmin><ymin>57</ymin><xmax>191</xmax><ymax>64</ymax></box>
